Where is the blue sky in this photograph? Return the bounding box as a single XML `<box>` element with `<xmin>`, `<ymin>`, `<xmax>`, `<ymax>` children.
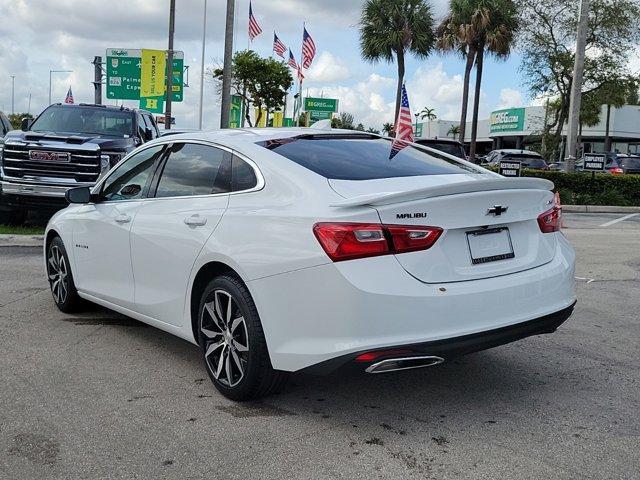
<box><xmin>0</xmin><ymin>0</ymin><xmax>529</xmax><ymax>130</ymax></box>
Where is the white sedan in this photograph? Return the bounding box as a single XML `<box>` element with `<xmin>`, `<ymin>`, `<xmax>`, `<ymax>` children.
<box><xmin>45</xmin><ymin>127</ymin><xmax>576</xmax><ymax>400</ymax></box>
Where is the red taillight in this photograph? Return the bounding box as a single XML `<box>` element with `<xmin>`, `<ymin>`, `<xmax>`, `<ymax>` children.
<box><xmin>355</xmin><ymin>349</ymin><xmax>413</xmax><ymax>362</ymax></box>
<box><xmin>313</xmin><ymin>223</ymin><xmax>443</xmax><ymax>262</ymax></box>
<box><xmin>609</xmin><ymin>167</ymin><xmax>624</xmax><ymax>175</ymax></box>
<box><xmin>537</xmin><ymin>206</ymin><xmax>562</xmax><ymax>233</ymax></box>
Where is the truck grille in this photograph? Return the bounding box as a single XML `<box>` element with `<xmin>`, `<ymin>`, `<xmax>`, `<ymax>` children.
<box><xmin>1</xmin><ymin>144</ymin><xmax>102</xmax><ymax>183</ymax></box>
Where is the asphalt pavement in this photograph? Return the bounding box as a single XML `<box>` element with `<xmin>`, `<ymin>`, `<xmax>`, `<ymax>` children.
<box><xmin>0</xmin><ymin>213</ymin><xmax>638</xmax><ymax>479</ymax></box>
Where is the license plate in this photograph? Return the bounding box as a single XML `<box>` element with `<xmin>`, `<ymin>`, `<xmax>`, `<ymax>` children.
<box><xmin>466</xmin><ymin>227</ymin><xmax>515</xmax><ymax>265</ymax></box>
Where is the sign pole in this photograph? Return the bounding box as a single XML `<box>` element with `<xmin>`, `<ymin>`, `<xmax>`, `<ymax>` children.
<box><xmin>165</xmin><ymin>0</ymin><xmax>176</xmax><ymax>130</ymax></box>
<box><xmin>220</xmin><ymin>0</ymin><xmax>235</xmax><ymax>129</ymax></box>
<box><xmin>198</xmin><ymin>0</ymin><xmax>208</xmax><ymax>130</ymax></box>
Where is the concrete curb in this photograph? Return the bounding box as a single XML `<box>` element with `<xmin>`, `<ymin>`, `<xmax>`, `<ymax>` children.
<box><xmin>562</xmin><ymin>205</ymin><xmax>640</xmax><ymax>214</ymax></box>
<box><xmin>0</xmin><ymin>234</ymin><xmax>44</xmax><ymax>248</ymax></box>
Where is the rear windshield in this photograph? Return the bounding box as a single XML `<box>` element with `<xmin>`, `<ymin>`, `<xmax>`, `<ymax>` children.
<box><xmin>620</xmin><ymin>157</ymin><xmax>640</xmax><ymax>168</ymax></box>
<box><xmin>503</xmin><ymin>154</ymin><xmax>546</xmax><ymax>167</ymax></box>
<box><xmin>417</xmin><ymin>141</ymin><xmax>466</xmax><ymax>159</ymax></box>
<box><xmin>258</xmin><ymin>135</ymin><xmax>479</xmax><ymax>180</ymax></box>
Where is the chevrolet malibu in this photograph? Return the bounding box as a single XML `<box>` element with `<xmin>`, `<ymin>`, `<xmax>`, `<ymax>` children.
<box><xmin>45</xmin><ymin>128</ymin><xmax>576</xmax><ymax>400</ymax></box>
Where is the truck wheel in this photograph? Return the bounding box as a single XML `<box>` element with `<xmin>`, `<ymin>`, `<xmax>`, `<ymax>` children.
<box><xmin>0</xmin><ymin>208</ymin><xmax>28</xmax><ymax>226</ymax></box>
<box><xmin>198</xmin><ymin>274</ymin><xmax>289</xmax><ymax>401</ymax></box>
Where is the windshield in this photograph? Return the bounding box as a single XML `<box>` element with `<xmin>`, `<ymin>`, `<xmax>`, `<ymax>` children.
<box><xmin>418</xmin><ymin>141</ymin><xmax>466</xmax><ymax>159</ymax></box>
<box><xmin>30</xmin><ymin>105</ymin><xmax>134</xmax><ymax>137</ymax></box>
<box><xmin>259</xmin><ymin>135</ymin><xmax>480</xmax><ymax>180</ymax></box>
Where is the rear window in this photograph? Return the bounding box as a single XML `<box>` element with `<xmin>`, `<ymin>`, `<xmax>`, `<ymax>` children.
<box><xmin>503</xmin><ymin>154</ymin><xmax>546</xmax><ymax>167</ymax></box>
<box><xmin>620</xmin><ymin>157</ymin><xmax>640</xmax><ymax>169</ymax></box>
<box><xmin>259</xmin><ymin>135</ymin><xmax>479</xmax><ymax>180</ymax></box>
<box><xmin>417</xmin><ymin>141</ymin><xmax>466</xmax><ymax>159</ymax></box>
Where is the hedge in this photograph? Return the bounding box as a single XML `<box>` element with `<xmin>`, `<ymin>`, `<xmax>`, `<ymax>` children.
<box><xmin>487</xmin><ymin>168</ymin><xmax>640</xmax><ymax>206</ymax></box>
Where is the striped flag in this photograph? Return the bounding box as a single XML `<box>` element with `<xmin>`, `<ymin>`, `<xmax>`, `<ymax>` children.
<box><xmin>273</xmin><ymin>32</ymin><xmax>286</xmax><ymax>58</ymax></box>
<box><xmin>64</xmin><ymin>86</ymin><xmax>74</xmax><ymax>104</ymax></box>
<box><xmin>301</xmin><ymin>25</ymin><xmax>316</xmax><ymax>69</ymax></box>
<box><xmin>297</xmin><ymin>67</ymin><xmax>305</xmax><ymax>82</ymax></box>
<box><xmin>390</xmin><ymin>84</ymin><xmax>414</xmax><ymax>159</ymax></box>
<box><xmin>287</xmin><ymin>50</ymin><xmax>298</xmax><ymax>70</ymax></box>
<box><xmin>248</xmin><ymin>1</ymin><xmax>262</xmax><ymax>42</ymax></box>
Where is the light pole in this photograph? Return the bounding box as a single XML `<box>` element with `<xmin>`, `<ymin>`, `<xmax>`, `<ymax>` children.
<box><xmin>48</xmin><ymin>70</ymin><xmax>73</xmax><ymax>105</ymax></box>
<box><xmin>565</xmin><ymin>0</ymin><xmax>590</xmax><ymax>172</ymax></box>
<box><xmin>414</xmin><ymin>113</ymin><xmax>419</xmax><ymax>137</ymax></box>
<box><xmin>165</xmin><ymin>0</ymin><xmax>176</xmax><ymax>130</ymax></box>
<box><xmin>198</xmin><ymin>0</ymin><xmax>208</xmax><ymax>130</ymax></box>
<box><xmin>10</xmin><ymin>75</ymin><xmax>15</xmax><ymax>115</ymax></box>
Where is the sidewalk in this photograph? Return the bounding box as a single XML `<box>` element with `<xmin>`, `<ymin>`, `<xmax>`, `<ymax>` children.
<box><xmin>0</xmin><ymin>234</ymin><xmax>44</xmax><ymax>247</ymax></box>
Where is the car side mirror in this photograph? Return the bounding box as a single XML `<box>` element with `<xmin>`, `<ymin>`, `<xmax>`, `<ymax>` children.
<box><xmin>21</xmin><ymin>117</ymin><xmax>33</xmax><ymax>131</ymax></box>
<box><xmin>65</xmin><ymin>186</ymin><xmax>92</xmax><ymax>204</ymax></box>
<box><xmin>144</xmin><ymin>128</ymin><xmax>154</xmax><ymax>142</ymax></box>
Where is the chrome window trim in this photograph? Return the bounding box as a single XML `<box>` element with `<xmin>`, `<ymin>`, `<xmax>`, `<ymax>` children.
<box><xmin>93</xmin><ymin>139</ymin><xmax>264</xmax><ymax>204</ymax></box>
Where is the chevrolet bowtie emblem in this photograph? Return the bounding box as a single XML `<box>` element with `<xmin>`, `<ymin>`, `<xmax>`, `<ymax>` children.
<box><xmin>487</xmin><ymin>205</ymin><xmax>508</xmax><ymax>216</ymax></box>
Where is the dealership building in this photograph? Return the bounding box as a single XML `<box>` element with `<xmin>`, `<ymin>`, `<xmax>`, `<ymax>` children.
<box><xmin>416</xmin><ymin>105</ymin><xmax>640</xmax><ymax>158</ymax></box>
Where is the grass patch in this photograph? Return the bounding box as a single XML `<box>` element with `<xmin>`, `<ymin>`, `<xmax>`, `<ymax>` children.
<box><xmin>0</xmin><ymin>225</ymin><xmax>45</xmax><ymax>235</ymax></box>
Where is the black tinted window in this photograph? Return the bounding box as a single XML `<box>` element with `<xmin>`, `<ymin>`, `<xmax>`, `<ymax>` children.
<box><xmin>260</xmin><ymin>136</ymin><xmax>478</xmax><ymax>180</ymax></box>
<box><xmin>620</xmin><ymin>157</ymin><xmax>640</xmax><ymax>168</ymax></box>
<box><xmin>102</xmin><ymin>145</ymin><xmax>164</xmax><ymax>201</ymax></box>
<box><xmin>417</xmin><ymin>141</ymin><xmax>466</xmax><ymax>159</ymax></box>
<box><xmin>155</xmin><ymin>143</ymin><xmax>230</xmax><ymax>198</ymax></box>
<box><xmin>232</xmin><ymin>156</ymin><xmax>258</xmax><ymax>191</ymax></box>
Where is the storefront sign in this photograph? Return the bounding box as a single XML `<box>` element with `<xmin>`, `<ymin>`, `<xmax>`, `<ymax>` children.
<box><xmin>490</xmin><ymin>108</ymin><xmax>525</xmax><ymax>133</ymax></box>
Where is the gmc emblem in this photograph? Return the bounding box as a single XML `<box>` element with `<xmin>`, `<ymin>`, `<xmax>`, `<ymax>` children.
<box><xmin>29</xmin><ymin>150</ymin><xmax>70</xmax><ymax>162</ymax></box>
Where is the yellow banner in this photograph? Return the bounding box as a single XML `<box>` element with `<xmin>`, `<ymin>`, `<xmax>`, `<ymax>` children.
<box><xmin>140</xmin><ymin>49</ymin><xmax>166</xmax><ymax>98</ymax></box>
<box><xmin>255</xmin><ymin>108</ymin><xmax>267</xmax><ymax>128</ymax></box>
<box><xmin>272</xmin><ymin>111</ymin><xmax>284</xmax><ymax>128</ymax></box>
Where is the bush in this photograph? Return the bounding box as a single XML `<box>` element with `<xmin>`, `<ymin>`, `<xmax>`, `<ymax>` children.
<box><xmin>486</xmin><ymin>168</ymin><xmax>640</xmax><ymax>206</ymax></box>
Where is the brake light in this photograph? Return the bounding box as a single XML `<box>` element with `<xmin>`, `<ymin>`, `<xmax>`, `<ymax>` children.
<box><xmin>537</xmin><ymin>206</ymin><xmax>562</xmax><ymax>233</ymax></box>
<box><xmin>609</xmin><ymin>167</ymin><xmax>624</xmax><ymax>175</ymax></box>
<box><xmin>313</xmin><ymin>223</ymin><xmax>443</xmax><ymax>262</ymax></box>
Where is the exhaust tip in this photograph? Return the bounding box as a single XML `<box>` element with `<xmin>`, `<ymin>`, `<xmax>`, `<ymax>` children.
<box><xmin>365</xmin><ymin>355</ymin><xmax>445</xmax><ymax>374</ymax></box>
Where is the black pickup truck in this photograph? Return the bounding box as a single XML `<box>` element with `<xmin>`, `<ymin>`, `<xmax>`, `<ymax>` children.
<box><xmin>0</xmin><ymin>103</ymin><xmax>160</xmax><ymax>224</ymax></box>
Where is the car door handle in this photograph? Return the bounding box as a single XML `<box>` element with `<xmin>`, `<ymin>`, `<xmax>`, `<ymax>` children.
<box><xmin>114</xmin><ymin>214</ymin><xmax>132</xmax><ymax>224</ymax></box>
<box><xmin>184</xmin><ymin>214</ymin><xmax>207</xmax><ymax>227</ymax></box>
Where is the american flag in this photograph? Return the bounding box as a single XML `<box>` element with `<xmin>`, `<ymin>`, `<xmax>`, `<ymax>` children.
<box><xmin>297</xmin><ymin>67</ymin><xmax>305</xmax><ymax>82</ymax></box>
<box><xmin>288</xmin><ymin>50</ymin><xmax>298</xmax><ymax>70</ymax></box>
<box><xmin>273</xmin><ymin>32</ymin><xmax>286</xmax><ymax>58</ymax></box>
<box><xmin>248</xmin><ymin>1</ymin><xmax>262</xmax><ymax>42</ymax></box>
<box><xmin>301</xmin><ymin>26</ymin><xmax>316</xmax><ymax>69</ymax></box>
<box><xmin>64</xmin><ymin>86</ymin><xmax>74</xmax><ymax>104</ymax></box>
<box><xmin>390</xmin><ymin>84</ymin><xmax>414</xmax><ymax>159</ymax></box>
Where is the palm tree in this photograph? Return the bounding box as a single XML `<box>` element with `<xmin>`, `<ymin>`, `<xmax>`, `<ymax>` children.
<box><xmin>420</xmin><ymin>107</ymin><xmax>437</xmax><ymax>138</ymax></box>
<box><xmin>447</xmin><ymin>124</ymin><xmax>461</xmax><ymax>138</ymax></box>
<box><xmin>382</xmin><ymin>122</ymin><xmax>394</xmax><ymax>136</ymax></box>
<box><xmin>360</xmin><ymin>0</ymin><xmax>435</xmax><ymax>122</ymax></box>
<box><xmin>436</xmin><ymin>0</ymin><xmax>518</xmax><ymax>160</ymax></box>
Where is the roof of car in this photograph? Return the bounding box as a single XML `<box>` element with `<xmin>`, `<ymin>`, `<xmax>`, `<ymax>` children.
<box><xmin>48</xmin><ymin>103</ymin><xmax>149</xmax><ymax>114</ymax></box>
<box><xmin>492</xmin><ymin>149</ymin><xmax>541</xmax><ymax>155</ymax></box>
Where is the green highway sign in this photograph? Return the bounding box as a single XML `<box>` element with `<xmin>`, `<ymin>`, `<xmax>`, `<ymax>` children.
<box><xmin>106</xmin><ymin>48</ymin><xmax>184</xmax><ymax>102</ymax></box>
<box><xmin>304</xmin><ymin>97</ymin><xmax>338</xmax><ymax>113</ymax></box>
<box><xmin>490</xmin><ymin>108</ymin><xmax>525</xmax><ymax>133</ymax></box>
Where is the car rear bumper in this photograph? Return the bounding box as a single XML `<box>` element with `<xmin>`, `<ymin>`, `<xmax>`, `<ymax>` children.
<box><xmin>249</xmin><ymin>232</ymin><xmax>576</xmax><ymax>372</ymax></box>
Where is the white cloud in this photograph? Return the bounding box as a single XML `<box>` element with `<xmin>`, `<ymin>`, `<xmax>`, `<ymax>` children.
<box><xmin>306</xmin><ymin>52</ymin><xmax>350</xmax><ymax>83</ymax></box>
<box><xmin>496</xmin><ymin>88</ymin><xmax>524</xmax><ymax>110</ymax></box>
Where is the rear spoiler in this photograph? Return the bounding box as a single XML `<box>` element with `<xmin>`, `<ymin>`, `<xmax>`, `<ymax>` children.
<box><xmin>330</xmin><ymin>177</ymin><xmax>554</xmax><ymax>207</ymax></box>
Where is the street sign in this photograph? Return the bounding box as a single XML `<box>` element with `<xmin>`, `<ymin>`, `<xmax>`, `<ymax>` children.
<box><xmin>106</xmin><ymin>48</ymin><xmax>184</xmax><ymax>102</ymax></box>
<box><xmin>304</xmin><ymin>97</ymin><xmax>339</xmax><ymax>113</ymax></box>
<box><xmin>139</xmin><ymin>49</ymin><xmax>166</xmax><ymax>114</ymax></box>
<box><xmin>499</xmin><ymin>160</ymin><xmax>522</xmax><ymax>177</ymax></box>
<box><xmin>582</xmin><ymin>153</ymin><xmax>606</xmax><ymax>172</ymax></box>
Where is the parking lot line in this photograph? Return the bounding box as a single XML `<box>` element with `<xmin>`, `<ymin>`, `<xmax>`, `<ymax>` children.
<box><xmin>599</xmin><ymin>213</ymin><xmax>639</xmax><ymax>228</ymax></box>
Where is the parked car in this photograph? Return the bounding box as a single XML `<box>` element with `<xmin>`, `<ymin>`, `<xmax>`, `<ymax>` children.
<box><xmin>45</xmin><ymin>128</ymin><xmax>576</xmax><ymax>401</ymax></box>
<box><xmin>549</xmin><ymin>153</ymin><xmax>640</xmax><ymax>174</ymax></box>
<box><xmin>414</xmin><ymin>138</ymin><xmax>467</xmax><ymax>160</ymax></box>
<box><xmin>484</xmin><ymin>149</ymin><xmax>549</xmax><ymax>170</ymax></box>
<box><xmin>0</xmin><ymin>103</ymin><xmax>160</xmax><ymax>225</ymax></box>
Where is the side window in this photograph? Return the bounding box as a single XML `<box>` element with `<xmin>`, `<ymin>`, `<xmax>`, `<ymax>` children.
<box><xmin>101</xmin><ymin>145</ymin><xmax>165</xmax><ymax>201</ymax></box>
<box><xmin>145</xmin><ymin>114</ymin><xmax>159</xmax><ymax>138</ymax></box>
<box><xmin>231</xmin><ymin>155</ymin><xmax>258</xmax><ymax>192</ymax></box>
<box><xmin>136</xmin><ymin>114</ymin><xmax>146</xmax><ymax>140</ymax></box>
<box><xmin>154</xmin><ymin>143</ymin><xmax>231</xmax><ymax>198</ymax></box>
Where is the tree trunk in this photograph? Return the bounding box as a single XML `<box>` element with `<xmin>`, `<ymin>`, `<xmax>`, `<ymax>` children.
<box><xmin>394</xmin><ymin>48</ymin><xmax>406</xmax><ymax>126</ymax></box>
<box><xmin>469</xmin><ymin>48</ymin><xmax>484</xmax><ymax>163</ymax></box>
<box><xmin>459</xmin><ymin>47</ymin><xmax>476</xmax><ymax>144</ymax></box>
<box><xmin>604</xmin><ymin>104</ymin><xmax>612</xmax><ymax>152</ymax></box>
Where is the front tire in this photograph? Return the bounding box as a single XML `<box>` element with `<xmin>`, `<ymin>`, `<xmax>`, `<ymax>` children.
<box><xmin>198</xmin><ymin>274</ymin><xmax>288</xmax><ymax>401</ymax></box>
<box><xmin>47</xmin><ymin>236</ymin><xmax>83</xmax><ymax>313</ymax></box>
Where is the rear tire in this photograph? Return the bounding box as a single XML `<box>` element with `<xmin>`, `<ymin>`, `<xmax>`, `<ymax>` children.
<box><xmin>198</xmin><ymin>274</ymin><xmax>288</xmax><ymax>401</ymax></box>
<box><xmin>47</xmin><ymin>236</ymin><xmax>83</xmax><ymax>313</ymax></box>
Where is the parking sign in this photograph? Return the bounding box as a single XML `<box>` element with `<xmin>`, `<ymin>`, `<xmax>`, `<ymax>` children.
<box><xmin>583</xmin><ymin>153</ymin><xmax>606</xmax><ymax>172</ymax></box>
<box><xmin>499</xmin><ymin>161</ymin><xmax>522</xmax><ymax>177</ymax></box>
